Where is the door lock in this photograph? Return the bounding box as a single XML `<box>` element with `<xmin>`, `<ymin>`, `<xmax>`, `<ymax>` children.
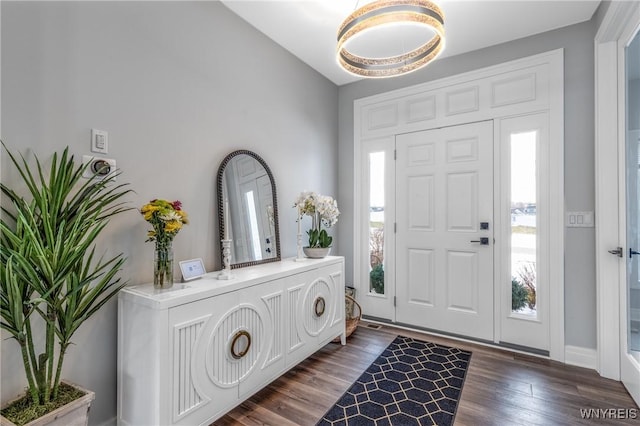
<box><xmin>470</xmin><ymin>237</ymin><xmax>490</xmax><ymax>245</ymax></box>
<box><xmin>630</xmin><ymin>248</ymin><xmax>640</xmax><ymax>258</ymax></box>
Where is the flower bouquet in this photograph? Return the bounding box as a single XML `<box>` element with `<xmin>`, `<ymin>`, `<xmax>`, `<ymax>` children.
<box><xmin>140</xmin><ymin>199</ymin><xmax>188</xmax><ymax>288</ymax></box>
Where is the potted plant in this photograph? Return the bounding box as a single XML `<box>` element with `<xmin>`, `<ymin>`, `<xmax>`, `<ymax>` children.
<box><xmin>0</xmin><ymin>143</ymin><xmax>131</xmax><ymax>425</ymax></box>
<box><xmin>294</xmin><ymin>191</ymin><xmax>340</xmax><ymax>258</ymax></box>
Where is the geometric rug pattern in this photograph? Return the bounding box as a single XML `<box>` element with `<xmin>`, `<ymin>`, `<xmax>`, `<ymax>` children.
<box><xmin>316</xmin><ymin>335</ymin><xmax>472</xmax><ymax>426</ymax></box>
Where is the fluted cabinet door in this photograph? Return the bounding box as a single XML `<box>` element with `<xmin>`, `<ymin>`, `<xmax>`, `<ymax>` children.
<box><xmin>289</xmin><ymin>263</ymin><xmax>345</xmax><ymax>367</ymax></box>
<box><xmin>301</xmin><ymin>264</ymin><xmax>344</xmax><ymax>345</ymax></box>
<box><xmin>238</xmin><ymin>279</ymin><xmax>286</xmax><ymax>398</ymax></box>
<box><xmin>285</xmin><ymin>271</ymin><xmax>316</xmax><ymax>365</ymax></box>
<box><xmin>168</xmin><ymin>291</ymin><xmax>239</xmax><ymax>425</ymax></box>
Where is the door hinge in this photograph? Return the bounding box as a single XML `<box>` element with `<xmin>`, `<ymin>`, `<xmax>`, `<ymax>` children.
<box><xmin>394</xmin><ymin>296</ymin><xmax>396</xmax><ymax>307</ymax></box>
<box><xmin>394</xmin><ymin>149</ymin><xmax>397</xmax><ymax>160</ymax></box>
<box><xmin>394</xmin><ymin>222</ymin><xmax>397</xmax><ymax>233</ymax></box>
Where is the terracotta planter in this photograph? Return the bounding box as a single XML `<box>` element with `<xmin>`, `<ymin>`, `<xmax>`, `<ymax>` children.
<box><xmin>303</xmin><ymin>247</ymin><xmax>331</xmax><ymax>258</ymax></box>
<box><xmin>1</xmin><ymin>382</ymin><xmax>95</xmax><ymax>426</ymax></box>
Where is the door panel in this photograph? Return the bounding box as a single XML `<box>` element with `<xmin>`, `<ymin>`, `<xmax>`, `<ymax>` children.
<box><xmin>396</xmin><ymin>121</ymin><xmax>494</xmax><ymax>341</ymax></box>
<box><xmin>622</xmin><ymin>26</ymin><xmax>640</xmax><ymax>406</ymax></box>
<box><xmin>407</xmin><ymin>248</ymin><xmax>435</xmax><ymax>305</ymax></box>
<box><xmin>408</xmin><ymin>175</ymin><xmax>434</xmax><ymax>230</ymax></box>
<box><xmin>447</xmin><ymin>171</ymin><xmax>478</xmax><ymax>230</ymax></box>
<box><xmin>447</xmin><ymin>250</ymin><xmax>479</xmax><ymax>313</ymax></box>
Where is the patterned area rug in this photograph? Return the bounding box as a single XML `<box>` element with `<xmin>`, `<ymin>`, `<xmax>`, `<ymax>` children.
<box><xmin>317</xmin><ymin>336</ymin><xmax>472</xmax><ymax>426</ymax></box>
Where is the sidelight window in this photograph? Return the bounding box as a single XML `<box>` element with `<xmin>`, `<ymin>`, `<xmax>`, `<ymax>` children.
<box><xmin>369</xmin><ymin>152</ymin><xmax>385</xmax><ymax>295</ymax></box>
<box><xmin>510</xmin><ymin>131</ymin><xmax>537</xmax><ymax>316</ymax></box>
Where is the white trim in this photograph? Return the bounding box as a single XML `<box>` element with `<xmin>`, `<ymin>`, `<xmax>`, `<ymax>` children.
<box><xmin>548</xmin><ymin>53</ymin><xmax>565</xmax><ymax>363</ymax></box>
<box><xmin>565</xmin><ymin>345</ymin><xmax>598</xmax><ymax>371</ymax></box>
<box><xmin>493</xmin><ymin>119</ymin><xmax>503</xmax><ymax>345</ymax></box>
<box><xmin>353</xmin><ymin>50</ymin><xmax>564</xmax><ymax>360</ymax></box>
<box><xmin>355</xmin><ymin>49</ymin><xmax>561</xmax><ymax>109</ymax></box>
<box><xmin>594</xmin><ymin>0</ymin><xmax>640</xmax><ymax>381</ymax></box>
<box><xmin>594</xmin><ymin>38</ymin><xmax>621</xmax><ymax>380</ymax></box>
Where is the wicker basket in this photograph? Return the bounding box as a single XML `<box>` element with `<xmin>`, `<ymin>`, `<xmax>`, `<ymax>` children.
<box><xmin>333</xmin><ymin>294</ymin><xmax>362</xmax><ymax>342</ymax></box>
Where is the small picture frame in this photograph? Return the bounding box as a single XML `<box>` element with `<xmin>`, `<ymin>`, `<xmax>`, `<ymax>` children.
<box><xmin>179</xmin><ymin>258</ymin><xmax>206</xmax><ymax>282</ymax></box>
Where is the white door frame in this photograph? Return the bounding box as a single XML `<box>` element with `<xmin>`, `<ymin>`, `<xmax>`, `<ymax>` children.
<box><xmin>353</xmin><ymin>50</ymin><xmax>564</xmax><ymax>361</ymax></box>
<box><xmin>594</xmin><ymin>0</ymin><xmax>640</xmax><ymax>381</ymax></box>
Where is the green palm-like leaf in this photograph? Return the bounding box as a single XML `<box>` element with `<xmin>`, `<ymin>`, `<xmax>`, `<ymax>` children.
<box><xmin>0</xmin><ymin>141</ymin><xmax>133</xmax><ymax>406</ymax></box>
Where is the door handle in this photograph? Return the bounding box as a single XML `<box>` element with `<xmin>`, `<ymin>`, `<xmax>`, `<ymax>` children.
<box><xmin>630</xmin><ymin>248</ymin><xmax>640</xmax><ymax>258</ymax></box>
<box><xmin>470</xmin><ymin>237</ymin><xmax>490</xmax><ymax>245</ymax></box>
<box><xmin>608</xmin><ymin>247</ymin><xmax>623</xmax><ymax>258</ymax></box>
<box><xmin>609</xmin><ymin>247</ymin><xmax>624</xmax><ymax>257</ymax></box>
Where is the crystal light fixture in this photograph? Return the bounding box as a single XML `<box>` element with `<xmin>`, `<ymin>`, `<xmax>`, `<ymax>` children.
<box><xmin>337</xmin><ymin>0</ymin><xmax>445</xmax><ymax>78</ymax></box>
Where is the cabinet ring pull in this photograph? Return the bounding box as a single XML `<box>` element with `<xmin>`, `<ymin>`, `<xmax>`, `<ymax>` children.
<box><xmin>314</xmin><ymin>296</ymin><xmax>326</xmax><ymax>317</ymax></box>
<box><xmin>230</xmin><ymin>330</ymin><xmax>251</xmax><ymax>359</ymax></box>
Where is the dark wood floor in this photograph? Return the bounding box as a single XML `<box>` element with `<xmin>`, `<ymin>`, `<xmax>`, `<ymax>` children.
<box><xmin>216</xmin><ymin>322</ymin><xmax>638</xmax><ymax>425</ymax></box>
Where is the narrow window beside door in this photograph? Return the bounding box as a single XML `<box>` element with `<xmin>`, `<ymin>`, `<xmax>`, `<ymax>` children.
<box><xmin>369</xmin><ymin>152</ymin><xmax>385</xmax><ymax>295</ymax></box>
<box><xmin>510</xmin><ymin>131</ymin><xmax>538</xmax><ymax>317</ymax></box>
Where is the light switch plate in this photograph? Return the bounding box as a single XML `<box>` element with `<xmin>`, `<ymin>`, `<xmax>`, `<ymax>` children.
<box><xmin>91</xmin><ymin>129</ymin><xmax>108</xmax><ymax>154</ymax></box>
<box><xmin>566</xmin><ymin>211</ymin><xmax>594</xmax><ymax>228</ymax></box>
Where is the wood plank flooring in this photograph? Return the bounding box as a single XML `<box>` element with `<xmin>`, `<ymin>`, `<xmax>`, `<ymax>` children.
<box><xmin>216</xmin><ymin>322</ymin><xmax>638</xmax><ymax>425</ymax></box>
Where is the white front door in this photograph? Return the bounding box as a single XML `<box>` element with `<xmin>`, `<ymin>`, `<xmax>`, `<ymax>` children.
<box><xmin>622</xmin><ymin>27</ymin><xmax>640</xmax><ymax>406</ymax></box>
<box><xmin>395</xmin><ymin>121</ymin><xmax>494</xmax><ymax>341</ymax></box>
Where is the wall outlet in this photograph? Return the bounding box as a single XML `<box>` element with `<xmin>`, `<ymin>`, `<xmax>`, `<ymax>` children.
<box><xmin>82</xmin><ymin>155</ymin><xmax>116</xmax><ymax>180</ymax></box>
<box><xmin>91</xmin><ymin>129</ymin><xmax>108</xmax><ymax>154</ymax></box>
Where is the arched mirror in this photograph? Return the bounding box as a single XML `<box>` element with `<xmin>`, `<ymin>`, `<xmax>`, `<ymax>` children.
<box><xmin>216</xmin><ymin>150</ymin><xmax>280</xmax><ymax>269</ymax></box>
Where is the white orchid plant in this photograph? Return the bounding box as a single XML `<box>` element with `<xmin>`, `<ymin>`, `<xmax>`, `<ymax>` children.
<box><xmin>294</xmin><ymin>191</ymin><xmax>340</xmax><ymax>248</ymax></box>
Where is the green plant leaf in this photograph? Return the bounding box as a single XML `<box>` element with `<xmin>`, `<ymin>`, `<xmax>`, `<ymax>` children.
<box><xmin>0</xmin><ymin>142</ymin><xmax>131</xmax><ymax>406</ymax></box>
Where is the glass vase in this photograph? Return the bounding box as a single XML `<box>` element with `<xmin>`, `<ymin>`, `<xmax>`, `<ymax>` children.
<box><xmin>154</xmin><ymin>243</ymin><xmax>174</xmax><ymax>289</ymax></box>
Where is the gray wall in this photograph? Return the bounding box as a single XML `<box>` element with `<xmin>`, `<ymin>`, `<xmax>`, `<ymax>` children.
<box><xmin>0</xmin><ymin>1</ymin><xmax>338</xmax><ymax>424</ymax></box>
<box><xmin>337</xmin><ymin>20</ymin><xmax>598</xmax><ymax>350</ymax></box>
<box><xmin>0</xmin><ymin>0</ymin><xmax>604</xmax><ymax>422</ymax></box>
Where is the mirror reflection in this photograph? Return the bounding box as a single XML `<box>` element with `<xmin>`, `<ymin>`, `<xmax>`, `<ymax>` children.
<box><xmin>217</xmin><ymin>150</ymin><xmax>280</xmax><ymax>268</ymax></box>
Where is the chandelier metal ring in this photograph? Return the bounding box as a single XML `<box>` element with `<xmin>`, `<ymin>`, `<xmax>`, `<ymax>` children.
<box><xmin>337</xmin><ymin>0</ymin><xmax>445</xmax><ymax>78</ymax></box>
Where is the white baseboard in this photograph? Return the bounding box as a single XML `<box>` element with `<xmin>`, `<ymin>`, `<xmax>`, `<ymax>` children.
<box><xmin>565</xmin><ymin>345</ymin><xmax>597</xmax><ymax>370</ymax></box>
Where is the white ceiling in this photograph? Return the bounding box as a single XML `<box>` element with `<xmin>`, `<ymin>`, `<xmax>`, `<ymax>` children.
<box><xmin>221</xmin><ymin>0</ymin><xmax>601</xmax><ymax>86</ymax></box>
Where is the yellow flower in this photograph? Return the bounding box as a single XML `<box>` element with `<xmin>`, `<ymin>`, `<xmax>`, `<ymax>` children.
<box><xmin>165</xmin><ymin>220</ymin><xmax>182</xmax><ymax>234</ymax></box>
<box><xmin>141</xmin><ymin>205</ymin><xmax>160</xmax><ymax>221</ymax></box>
<box><xmin>178</xmin><ymin>210</ymin><xmax>189</xmax><ymax>224</ymax></box>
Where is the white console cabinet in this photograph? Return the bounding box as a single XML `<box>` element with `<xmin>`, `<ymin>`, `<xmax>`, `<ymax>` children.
<box><xmin>117</xmin><ymin>257</ymin><xmax>345</xmax><ymax>425</ymax></box>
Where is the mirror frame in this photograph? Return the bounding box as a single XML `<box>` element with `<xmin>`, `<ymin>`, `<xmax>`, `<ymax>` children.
<box><xmin>216</xmin><ymin>150</ymin><xmax>281</xmax><ymax>269</ymax></box>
